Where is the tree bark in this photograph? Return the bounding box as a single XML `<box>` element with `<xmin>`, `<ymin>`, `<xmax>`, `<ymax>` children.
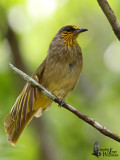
<box><xmin>97</xmin><ymin>0</ymin><xmax>120</xmax><ymax>40</ymax></box>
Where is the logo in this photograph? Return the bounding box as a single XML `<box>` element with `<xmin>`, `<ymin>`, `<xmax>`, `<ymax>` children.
<box><xmin>92</xmin><ymin>142</ymin><xmax>118</xmax><ymax>157</ymax></box>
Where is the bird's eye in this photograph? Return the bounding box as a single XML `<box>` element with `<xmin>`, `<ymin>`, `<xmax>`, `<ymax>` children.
<box><xmin>64</xmin><ymin>27</ymin><xmax>75</xmax><ymax>32</ymax></box>
<box><xmin>66</xmin><ymin>28</ymin><xmax>72</xmax><ymax>32</ymax></box>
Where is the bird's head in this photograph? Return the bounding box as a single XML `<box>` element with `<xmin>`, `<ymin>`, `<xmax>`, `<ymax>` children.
<box><xmin>58</xmin><ymin>25</ymin><xmax>88</xmax><ymax>47</ymax></box>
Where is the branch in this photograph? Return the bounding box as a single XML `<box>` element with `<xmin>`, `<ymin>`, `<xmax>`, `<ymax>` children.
<box><xmin>9</xmin><ymin>63</ymin><xmax>120</xmax><ymax>143</ymax></box>
<box><xmin>97</xmin><ymin>0</ymin><xmax>120</xmax><ymax>40</ymax></box>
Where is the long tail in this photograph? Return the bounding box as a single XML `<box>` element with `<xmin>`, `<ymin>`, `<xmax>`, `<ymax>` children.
<box><xmin>4</xmin><ymin>83</ymin><xmax>52</xmax><ymax>146</ymax></box>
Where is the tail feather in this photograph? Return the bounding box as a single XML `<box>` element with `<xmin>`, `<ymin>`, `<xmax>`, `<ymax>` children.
<box><xmin>4</xmin><ymin>83</ymin><xmax>52</xmax><ymax>145</ymax></box>
<box><xmin>4</xmin><ymin>111</ymin><xmax>37</xmax><ymax>146</ymax></box>
<box><xmin>4</xmin><ymin>84</ymin><xmax>38</xmax><ymax>146</ymax></box>
<box><xmin>4</xmin><ymin>61</ymin><xmax>53</xmax><ymax>145</ymax></box>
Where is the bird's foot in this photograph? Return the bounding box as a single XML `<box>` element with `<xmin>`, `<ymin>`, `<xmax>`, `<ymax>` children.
<box><xmin>58</xmin><ymin>98</ymin><xmax>65</xmax><ymax>107</ymax></box>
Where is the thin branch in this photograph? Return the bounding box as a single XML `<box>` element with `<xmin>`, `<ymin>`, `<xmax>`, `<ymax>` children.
<box><xmin>9</xmin><ymin>63</ymin><xmax>120</xmax><ymax>143</ymax></box>
<box><xmin>97</xmin><ymin>0</ymin><xmax>120</xmax><ymax>40</ymax></box>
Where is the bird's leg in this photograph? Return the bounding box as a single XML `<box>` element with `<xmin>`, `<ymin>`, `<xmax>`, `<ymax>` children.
<box><xmin>58</xmin><ymin>98</ymin><xmax>66</xmax><ymax>107</ymax></box>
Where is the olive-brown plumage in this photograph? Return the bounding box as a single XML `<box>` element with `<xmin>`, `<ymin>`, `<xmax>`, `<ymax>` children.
<box><xmin>4</xmin><ymin>25</ymin><xmax>87</xmax><ymax>145</ymax></box>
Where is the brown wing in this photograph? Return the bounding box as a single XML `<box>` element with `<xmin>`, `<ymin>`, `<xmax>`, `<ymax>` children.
<box><xmin>4</xmin><ymin>60</ymin><xmax>52</xmax><ymax>146</ymax></box>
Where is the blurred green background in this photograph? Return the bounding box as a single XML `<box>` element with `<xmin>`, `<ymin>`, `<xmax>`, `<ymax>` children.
<box><xmin>0</xmin><ymin>0</ymin><xmax>120</xmax><ymax>159</ymax></box>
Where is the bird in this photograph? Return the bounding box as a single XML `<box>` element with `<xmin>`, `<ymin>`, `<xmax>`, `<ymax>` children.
<box><xmin>92</xmin><ymin>142</ymin><xmax>101</xmax><ymax>157</ymax></box>
<box><xmin>4</xmin><ymin>25</ymin><xmax>88</xmax><ymax>146</ymax></box>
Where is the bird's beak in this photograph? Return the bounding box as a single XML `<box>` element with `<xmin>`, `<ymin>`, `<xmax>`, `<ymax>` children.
<box><xmin>75</xmin><ymin>28</ymin><xmax>88</xmax><ymax>34</ymax></box>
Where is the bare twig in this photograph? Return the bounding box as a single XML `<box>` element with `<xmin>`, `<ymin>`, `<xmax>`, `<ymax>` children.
<box><xmin>97</xmin><ymin>0</ymin><xmax>120</xmax><ymax>40</ymax></box>
<box><xmin>9</xmin><ymin>63</ymin><xmax>120</xmax><ymax>143</ymax></box>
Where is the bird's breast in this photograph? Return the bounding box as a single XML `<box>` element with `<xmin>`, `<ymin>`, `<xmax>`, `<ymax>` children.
<box><xmin>40</xmin><ymin>44</ymin><xmax>83</xmax><ymax>98</ymax></box>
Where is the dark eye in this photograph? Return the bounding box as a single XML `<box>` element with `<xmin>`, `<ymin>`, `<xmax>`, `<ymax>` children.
<box><xmin>64</xmin><ymin>27</ymin><xmax>75</xmax><ymax>32</ymax></box>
